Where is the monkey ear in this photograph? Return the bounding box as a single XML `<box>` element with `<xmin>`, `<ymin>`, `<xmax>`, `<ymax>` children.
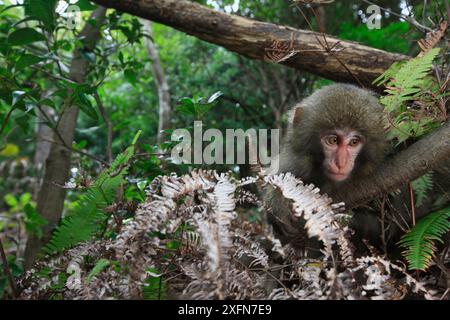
<box><xmin>292</xmin><ymin>106</ymin><xmax>304</xmax><ymax>125</ymax></box>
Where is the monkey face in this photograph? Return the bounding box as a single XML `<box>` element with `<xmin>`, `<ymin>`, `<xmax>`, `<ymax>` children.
<box><xmin>320</xmin><ymin>129</ymin><xmax>365</xmax><ymax>182</ymax></box>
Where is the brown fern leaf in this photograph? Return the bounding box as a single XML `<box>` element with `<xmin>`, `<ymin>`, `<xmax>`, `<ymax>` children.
<box><xmin>418</xmin><ymin>21</ymin><xmax>448</xmax><ymax>56</ymax></box>
<box><xmin>264</xmin><ymin>33</ymin><xmax>297</xmax><ymax>63</ymax></box>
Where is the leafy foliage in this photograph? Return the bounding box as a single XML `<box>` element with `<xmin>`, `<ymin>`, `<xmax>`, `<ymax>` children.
<box><xmin>177</xmin><ymin>91</ymin><xmax>223</xmax><ymax>120</ymax></box>
<box><xmin>411</xmin><ymin>173</ymin><xmax>434</xmax><ymax>208</ymax></box>
<box><xmin>399</xmin><ymin>208</ymin><xmax>450</xmax><ymax>270</ymax></box>
<box><xmin>44</xmin><ymin>135</ymin><xmax>139</xmax><ymax>254</ymax></box>
<box><xmin>374</xmin><ymin>48</ymin><xmax>443</xmax><ymax>144</ymax></box>
<box><xmin>339</xmin><ymin>22</ymin><xmax>411</xmax><ymax>54</ymax></box>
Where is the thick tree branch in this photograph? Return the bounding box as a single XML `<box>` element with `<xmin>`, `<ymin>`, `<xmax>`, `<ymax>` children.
<box><xmin>90</xmin><ymin>0</ymin><xmax>408</xmax><ymax>88</ymax></box>
<box><xmin>334</xmin><ymin>122</ymin><xmax>450</xmax><ymax>208</ymax></box>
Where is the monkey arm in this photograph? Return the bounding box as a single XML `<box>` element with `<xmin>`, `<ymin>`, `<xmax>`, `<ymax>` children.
<box><xmin>333</xmin><ymin>122</ymin><xmax>450</xmax><ymax>209</ymax></box>
<box><xmin>89</xmin><ymin>0</ymin><xmax>408</xmax><ymax>89</ymax></box>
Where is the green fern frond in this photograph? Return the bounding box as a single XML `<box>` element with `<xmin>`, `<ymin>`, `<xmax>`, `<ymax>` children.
<box><xmin>379</xmin><ymin>48</ymin><xmax>440</xmax><ymax>113</ymax></box>
<box><xmin>411</xmin><ymin>173</ymin><xmax>434</xmax><ymax>207</ymax></box>
<box><xmin>44</xmin><ymin>143</ymin><xmax>136</xmax><ymax>254</ymax></box>
<box><xmin>398</xmin><ymin>207</ymin><xmax>450</xmax><ymax>271</ymax></box>
<box><xmin>87</xmin><ymin>259</ymin><xmax>110</xmax><ymax>283</ymax></box>
<box><xmin>372</xmin><ymin>61</ymin><xmax>405</xmax><ymax>86</ymax></box>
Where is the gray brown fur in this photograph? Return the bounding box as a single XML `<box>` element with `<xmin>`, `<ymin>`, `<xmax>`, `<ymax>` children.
<box><xmin>265</xmin><ymin>83</ymin><xmax>389</xmax><ymax>248</ymax></box>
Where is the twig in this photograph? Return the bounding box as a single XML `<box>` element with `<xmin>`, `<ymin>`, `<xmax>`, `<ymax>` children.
<box><xmin>379</xmin><ymin>195</ymin><xmax>388</xmax><ymax>255</ymax></box>
<box><xmin>0</xmin><ymin>107</ymin><xmax>14</xmax><ymax>137</ymax></box>
<box><xmin>93</xmin><ymin>93</ymin><xmax>113</xmax><ymax>163</ymax></box>
<box><xmin>40</xmin><ymin>137</ymin><xmax>108</xmax><ymax>165</ymax></box>
<box><xmin>408</xmin><ymin>183</ymin><xmax>416</xmax><ymax>226</ymax></box>
<box><xmin>293</xmin><ymin>3</ymin><xmax>365</xmax><ymax>87</ymax></box>
<box><xmin>0</xmin><ymin>237</ymin><xmax>18</xmax><ymax>298</ymax></box>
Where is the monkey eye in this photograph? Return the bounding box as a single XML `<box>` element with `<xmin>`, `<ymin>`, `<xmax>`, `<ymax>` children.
<box><xmin>349</xmin><ymin>137</ymin><xmax>361</xmax><ymax>147</ymax></box>
<box><xmin>325</xmin><ymin>135</ymin><xmax>338</xmax><ymax>145</ymax></box>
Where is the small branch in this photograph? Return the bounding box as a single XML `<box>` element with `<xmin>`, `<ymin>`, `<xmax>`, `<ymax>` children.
<box><xmin>93</xmin><ymin>93</ymin><xmax>113</xmax><ymax>163</ymax></box>
<box><xmin>0</xmin><ymin>237</ymin><xmax>18</xmax><ymax>299</ymax></box>
<box><xmin>408</xmin><ymin>183</ymin><xmax>416</xmax><ymax>226</ymax></box>
<box><xmin>0</xmin><ymin>107</ymin><xmax>14</xmax><ymax>137</ymax></box>
<box><xmin>40</xmin><ymin>137</ymin><xmax>108</xmax><ymax>165</ymax></box>
<box><xmin>379</xmin><ymin>196</ymin><xmax>388</xmax><ymax>255</ymax></box>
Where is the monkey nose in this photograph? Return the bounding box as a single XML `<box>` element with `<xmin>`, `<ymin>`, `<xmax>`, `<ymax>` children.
<box><xmin>335</xmin><ymin>152</ymin><xmax>348</xmax><ymax>171</ymax></box>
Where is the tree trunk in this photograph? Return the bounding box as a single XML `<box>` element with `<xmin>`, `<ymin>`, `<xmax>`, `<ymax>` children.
<box><xmin>142</xmin><ymin>20</ymin><xmax>171</xmax><ymax>145</ymax></box>
<box><xmin>90</xmin><ymin>0</ymin><xmax>409</xmax><ymax>88</ymax></box>
<box><xmin>33</xmin><ymin>104</ymin><xmax>55</xmax><ymax>199</ymax></box>
<box><xmin>24</xmin><ymin>7</ymin><xmax>107</xmax><ymax>270</ymax></box>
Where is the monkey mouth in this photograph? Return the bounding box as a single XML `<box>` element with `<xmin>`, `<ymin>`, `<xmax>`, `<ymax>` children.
<box><xmin>326</xmin><ymin>171</ymin><xmax>349</xmax><ymax>182</ymax></box>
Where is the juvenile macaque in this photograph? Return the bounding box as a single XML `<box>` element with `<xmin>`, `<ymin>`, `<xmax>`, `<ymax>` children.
<box><xmin>266</xmin><ymin>83</ymin><xmax>389</xmax><ymax>251</ymax></box>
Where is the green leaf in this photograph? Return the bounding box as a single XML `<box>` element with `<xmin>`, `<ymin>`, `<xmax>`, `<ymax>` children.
<box><xmin>77</xmin><ymin>0</ymin><xmax>97</xmax><ymax>11</ymax></box>
<box><xmin>177</xmin><ymin>97</ymin><xmax>196</xmax><ymax>116</ymax></box>
<box><xmin>124</xmin><ymin>69</ymin><xmax>137</xmax><ymax>85</ymax></box>
<box><xmin>24</xmin><ymin>0</ymin><xmax>57</xmax><ymax>30</ymax></box>
<box><xmin>78</xmin><ymin>94</ymin><xmax>98</xmax><ymax>120</ymax></box>
<box><xmin>4</xmin><ymin>194</ymin><xmax>18</xmax><ymax>208</ymax></box>
<box><xmin>411</xmin><ymin>173</ymin><xmax>433</xmax><ymax>208</ymax></box>
<box><xmin>15</xmin><ymin>114</ymin><xmax>31</xmax><ymax>134</ymax></box>
<box><xmin>24</xmin><ymin>204</ymin><xmax>48</xmax><ymax>238</ymax></box>
<box><xmin>15</xmin><ymin>54</ymin><xmax>44</xmax><ymax>72</ymax></box>
<box><xmin>8</xmin><ymin>28</ymin><xmax>45</xmax><ymax>46</ymax></box>
<box><xmin>19</xmin><ymin>193</ymin><xmax>31</xmax><ymax>206</ymax></box>
<box><xmin>87</xmin><ymin>259</ymin><xmax>110</xmax><ymax>283</ymax></box>
<box><xmin>137</xmin><ymin>180</ymin><xmax>148</xmax><ymax>192</ymax></box>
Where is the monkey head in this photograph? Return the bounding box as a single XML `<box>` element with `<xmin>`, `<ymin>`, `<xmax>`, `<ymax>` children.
<box><xmin>282</xmin><ymin>84</ymin><xmax>388</xmax><ymax>188</ymax></box>
<box><xmin>320</xmin><ymin>128</ymin><xmax>365</xmax><ymax>182</ymax></box>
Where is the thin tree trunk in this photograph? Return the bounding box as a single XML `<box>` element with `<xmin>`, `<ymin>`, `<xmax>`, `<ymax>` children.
<box><xmin>24</xmin><ymin>7</ymin><xmax>107</xmax><ymax>270</ymax></box>
<box><xmin>142</xmin><ymin>20</ymin><xmax>171</xmax><ymax>145</ymax></box>
<box><xmin>91</xmin><ymin>0</ymin><xmax>409</xmax><ymax>88</ymax></box>
<box><xmin>33</xmin><ymin>105</ymin><xmax>55</xmax><ymax>199</ymax></box>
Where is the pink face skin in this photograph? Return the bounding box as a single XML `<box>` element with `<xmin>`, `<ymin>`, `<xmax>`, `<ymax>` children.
<box><xmin>320</xmin><ymin>129</ymin><xmax>364</xmax><ymax>182</ymax></box>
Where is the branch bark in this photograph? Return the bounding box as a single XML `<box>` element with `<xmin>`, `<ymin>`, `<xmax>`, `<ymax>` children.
<box><xmin>90</xmin><ymin>0</ymin><xmax>409</xmax><ymax>88</ymax></box>
<box><xmin>24</xmin><ymin>7</ymin><xmax>107</xmax><ymax>270</ymax></box>
<box><xmin>142</xmin><ymin>20</ymin><xmax>172</xmax><ymax>145</ymax></box>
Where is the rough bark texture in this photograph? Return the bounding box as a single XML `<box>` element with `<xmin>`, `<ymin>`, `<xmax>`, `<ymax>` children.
<box><xmin>34</xmin><ymin>106</ymin><xmax>55</xmax><ymax>170</ymax></box>
<box><xmin>142</xmin><ymin>20</ymin><xmax>172</xmax><ymax>145</ymax></box>
<box><xmin>90</xmin><ymin>0</ymin><xmax>409</xmax><ymax>88</ymax></box>
<box><xmin>24</xmin><ymin>7</ymin><xmax>107</xmax><ymax>270</ymax></box>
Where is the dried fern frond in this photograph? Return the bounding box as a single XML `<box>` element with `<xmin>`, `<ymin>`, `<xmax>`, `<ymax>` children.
<box><xmin>17</xmin><ymin>170</ymin><xmax>439</xmax><ymax>300</ymax></box>
<box><xmin>265</xmin><ymin>33</ymin><xmax>298</xmax><ymax>63</ymax></box>
<box><xmin>418</xmin><ymin>21</ymin><xmax>448</xmax><ymax>56</ymax></box>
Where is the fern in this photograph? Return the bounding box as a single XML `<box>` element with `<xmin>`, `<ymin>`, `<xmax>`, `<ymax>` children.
<box><xmin>378</xmin><ymin>48</ymin><xmax>440</xmax><ymax>112</ymax></box>
<box><xmin>398</xmin><ymin>207</ymin><xmax>450</xmax><ymax>270</ymax></box>
<box><xmin>44</xmin><ymin>133</ymin><xmax>140</xmax><ymax>254</ymax></box>
<box><xmin>375</xmin><ymin>48</ymin><xmax>441</xmax><ymax>145</ymax></box>
<box><xmin>87</xmin><ymin>259</ymin><xmax>110</xmax><ymax>283</ymax></box>
<box><xmin>411</xmin><ymin>173</ymin><xmax>434</xmax><ymax>208</ymax></box>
